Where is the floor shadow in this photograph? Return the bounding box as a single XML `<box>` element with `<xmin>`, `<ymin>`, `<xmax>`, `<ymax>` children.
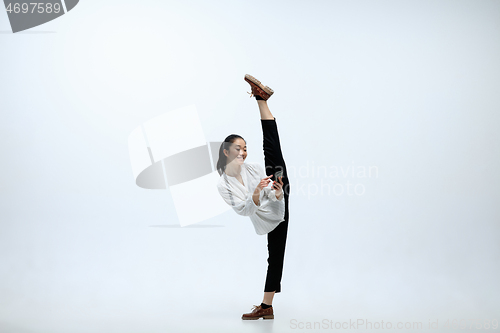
<box><xmin>149</xmin><ymin>225</ymin><xmax>225</xmax><ymax>228</ymax></box>
<box><xmin>0</xmin><ymin>31</ymin><xmax>57</xmax><ymax>34</ymax></box>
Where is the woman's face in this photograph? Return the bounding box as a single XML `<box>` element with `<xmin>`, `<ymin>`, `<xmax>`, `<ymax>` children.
<box><xmin>224</xmin><ymin>138</ymin><xmax>247</xmax><ymax>166</ymax></box>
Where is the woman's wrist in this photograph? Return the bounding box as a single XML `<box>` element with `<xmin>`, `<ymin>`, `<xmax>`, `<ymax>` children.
<box><xmin>253</xmin><ymin>187</ymin><xmax>262</xmax><ymax>206</ymax></box>
<box><xmin>276</xmin><ymin>190</ymin><xmax>283</xmax><ymax>200</ymax></box>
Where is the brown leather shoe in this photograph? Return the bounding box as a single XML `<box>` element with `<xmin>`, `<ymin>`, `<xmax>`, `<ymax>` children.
<box><xmin>244</xmin><ymin>74</ymin><xmax>274</xmax><ymax>101</ymax></box>
<box><xmin>241</xmin><ymin>304</ymin><xmax>274</xmax><ymax>320</ymax></box>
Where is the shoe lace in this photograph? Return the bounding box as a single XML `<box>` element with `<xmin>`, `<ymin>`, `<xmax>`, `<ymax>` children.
<box><xmin>251</xmin><ymin>304</ymin><xmax>261</xmax><ymax>311</ymax></box>
<box><xmin>247</xmin><ymin>91</ymin><xmax>254</xmax><ymax>98</ymax></box>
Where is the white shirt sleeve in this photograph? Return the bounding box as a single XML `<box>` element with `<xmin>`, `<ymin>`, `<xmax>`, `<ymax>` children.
<box><xmin>254</xmin><ymin>163</ymin><xmax>283</xmax><ymax>202</ymax></box>
<box><xmin>217</xmin><ymin>177</ymin><xmax>261</xmax><ymax>216</ymax></box>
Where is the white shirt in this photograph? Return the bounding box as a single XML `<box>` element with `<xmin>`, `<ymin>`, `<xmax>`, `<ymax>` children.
<box><xmin>217</xmin><ymin>162</ymin><xmax>285</xmax><ymax>235</ymax></box>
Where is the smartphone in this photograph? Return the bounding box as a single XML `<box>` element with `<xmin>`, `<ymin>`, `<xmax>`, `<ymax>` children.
<box><xmin>274</xmin><ymin>170</ymin><xmax>284</xmax><ymax>180</ymax></box>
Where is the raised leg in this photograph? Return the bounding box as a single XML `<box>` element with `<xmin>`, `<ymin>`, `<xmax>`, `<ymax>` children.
<box><xmin>260</xmin><ymin>103</ymin><xmax>289</xmax><ymax>195</ymax></box>
<box><xmin>258</xmin><ymin>99</ymin><xmax>290</xmax><ymax>298</ymax></box>
<box><xmin>257</xmin><ymin>100</ymin><xmax>274</xmax><ymax>120</ymax></box>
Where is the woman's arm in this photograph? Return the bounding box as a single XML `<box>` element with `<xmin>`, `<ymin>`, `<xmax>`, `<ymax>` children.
<box><xmin>252</xmin><ymin>187</ymin><xmax>262</xmax><ymax>206</ymax></box>
<box><xmin>217</xmin><ymin>174</ymin><xmax>272</xmax><ymax>216</ymax></box>
<box><xmin>217</xmin><ymin>183</ymin><xmax>260</xmax><ymax>216</ymax></box>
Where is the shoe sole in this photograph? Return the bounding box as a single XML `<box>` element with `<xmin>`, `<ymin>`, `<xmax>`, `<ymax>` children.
<box><xmin>244</xmin><ymin>74</ymin><xmax>274</xmax><ymax>99</ymax></box>
<box><xmin>242</xmin><ymin>315</ymin><xmax>274</xmax><ymax>320</ymax></box>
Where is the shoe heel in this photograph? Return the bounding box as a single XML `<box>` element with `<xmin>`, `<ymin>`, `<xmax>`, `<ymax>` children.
<box><xmin>263</xmin><ymin>315</ymin><xmax>274</xmax><ymax>319</ymax></box>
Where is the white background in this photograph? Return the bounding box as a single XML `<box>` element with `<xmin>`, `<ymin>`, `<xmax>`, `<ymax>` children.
<box><xmin>1</xmin><ymin>0</ymin><xmax>499</xmax><ymax>332</ymax></box>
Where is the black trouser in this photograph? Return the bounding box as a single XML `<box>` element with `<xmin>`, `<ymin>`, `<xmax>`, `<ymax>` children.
<box><xmin>261</xmin><ymin>118</ymin><xmax>290</xmax><ymax>293</ymax></box>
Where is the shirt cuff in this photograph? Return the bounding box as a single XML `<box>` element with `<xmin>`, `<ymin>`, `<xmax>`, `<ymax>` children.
<box><xmin>269</xmin><ymin>189</ymin><xmax>284</xmax><ymax>202</ymax></box>
<box><xmin>248</xmin><ymin>190</ymin><xmax>260</xmax><ymax>209</ymax></box>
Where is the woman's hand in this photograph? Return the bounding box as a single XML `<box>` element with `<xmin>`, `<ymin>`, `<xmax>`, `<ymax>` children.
<box><xmin>257</xmin><ymin>175</ymin><xmax>273</xmax><ymax>190</ymax></box>
<box><xmin>253</xmin><ymin>175</ymin><xmax>272</xmax><ymax>206</ymax></box>
<box><xmin>273</xmin><ymin>176</ymin><xmax>284</xmax><ymax>200</ymax></box>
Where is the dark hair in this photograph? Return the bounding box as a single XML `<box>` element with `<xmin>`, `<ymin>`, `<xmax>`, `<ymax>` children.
<box><xmin>217</xmin><ymin>134</ymin><xmax>246</xmax><ymax>176</ymax></box>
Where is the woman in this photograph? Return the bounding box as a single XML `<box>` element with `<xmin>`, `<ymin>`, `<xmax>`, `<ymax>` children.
<box><xmin>216</xmin><ymin>74</ymin><xmax>290</xmax><ymax>320</ymax></box>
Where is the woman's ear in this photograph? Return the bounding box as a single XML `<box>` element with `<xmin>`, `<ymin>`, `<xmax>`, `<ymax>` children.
<box><xmin>223</xmin><ymin>149</ymin><xmax>229</xmax><ymax>158</ymax></box>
